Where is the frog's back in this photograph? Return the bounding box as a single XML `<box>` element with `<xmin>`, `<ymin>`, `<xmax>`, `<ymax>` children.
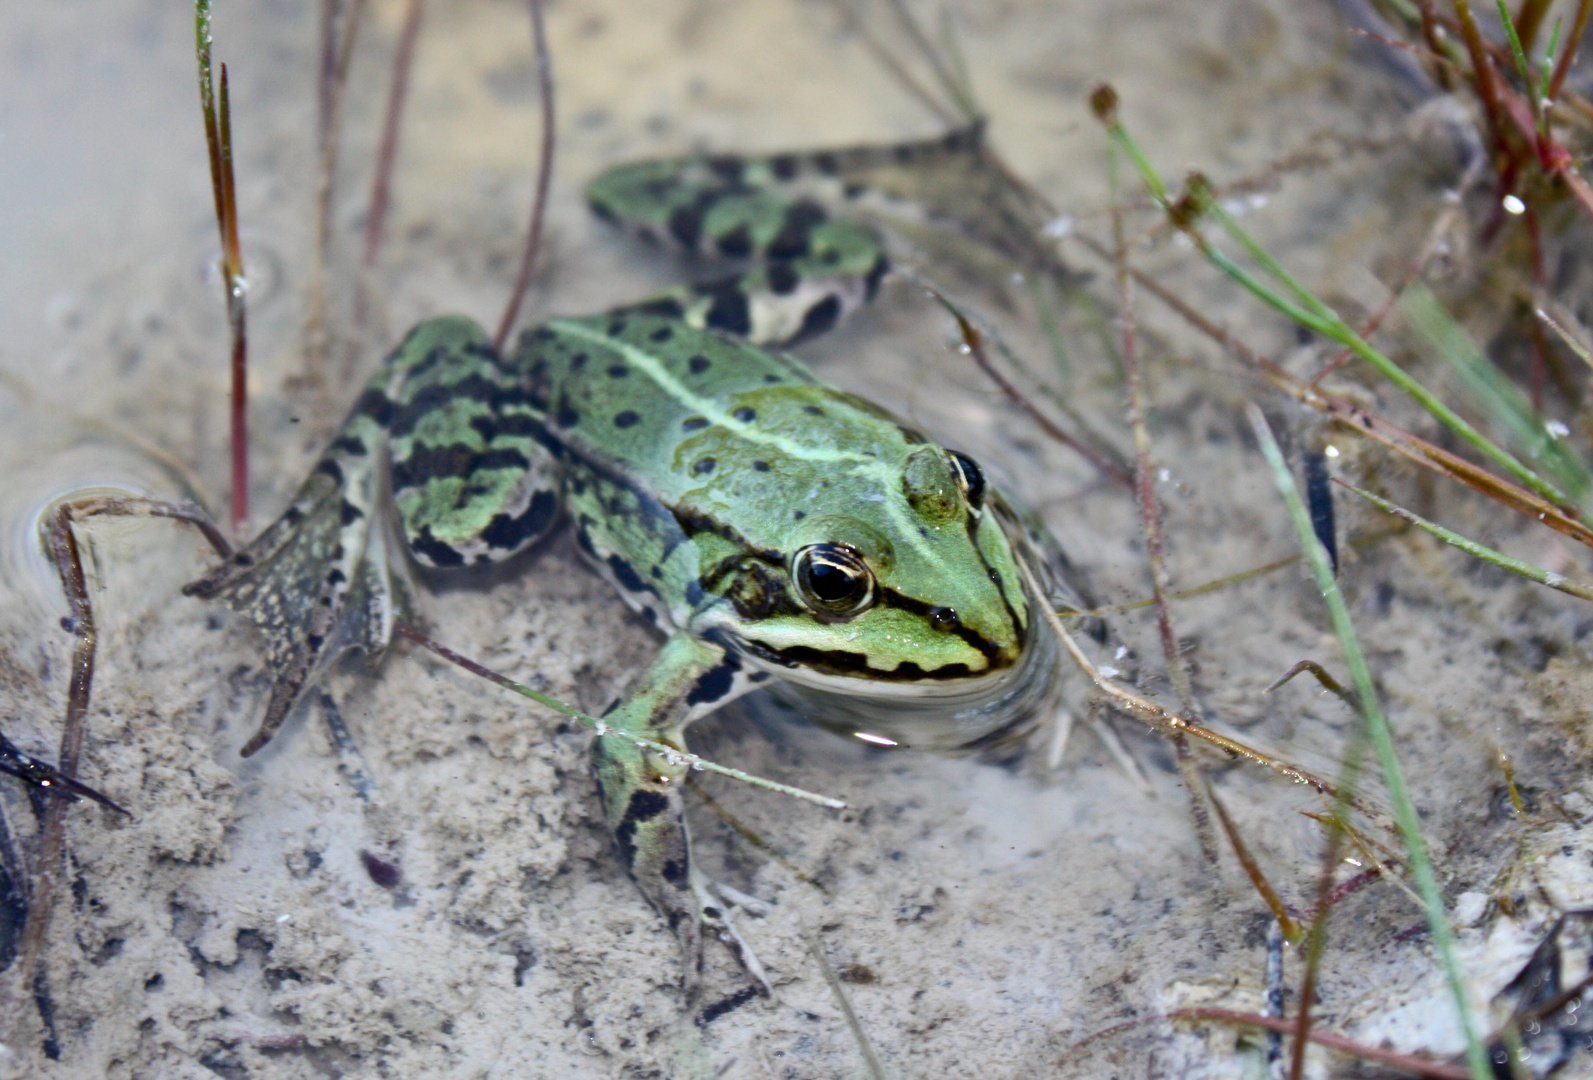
<box><xmin>514</xmin><ymin>311</ymin><xmax>946</xmax><ymax>625</ymax></box>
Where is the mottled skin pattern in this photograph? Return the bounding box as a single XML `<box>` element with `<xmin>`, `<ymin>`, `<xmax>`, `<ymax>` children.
<box><xmin>186</xmin><ymin>125</ymin><xmax>1065</xmax><ymax>997</ymax></box>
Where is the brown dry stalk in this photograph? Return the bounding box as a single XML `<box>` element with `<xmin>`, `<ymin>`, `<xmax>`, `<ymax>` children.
<box><xmin>1015</xmin><ymin>556</ymin><xmax>1362</xmax><ymax>805</ymax></box>
<box><xmin>1205</xmin><ymin>784</ymin><xmax>1300</xmax><ymax>940</ymax></box>
<box><xmin>1111</xmin><ymin>154</ymin><xmax>1216</xmax><ymax>863</ymax></box>
<box><xmin>494</xmin><ymin>0</ymin><xmax>556</xmax><ymax>351</ymax></box>
<box><xmin>1170</xmin><ymin>1008</ymin><xmax>1472</xmax><ymax>1079</ymax></box>
<box><xmin>305</xmin><ymin>0</ymin><xmax>369</xmax><ymax>387</ymax></box>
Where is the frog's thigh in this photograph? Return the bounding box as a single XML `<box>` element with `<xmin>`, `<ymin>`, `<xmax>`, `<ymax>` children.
<box><xmin>384</xmin><ymin>325</ymin><xmax>561</xmax><ymax>569</ymax></box>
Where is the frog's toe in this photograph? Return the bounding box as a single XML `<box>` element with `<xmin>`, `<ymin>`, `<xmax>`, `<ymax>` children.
<box><xmin>693</xmin><ymin>869</ymin><xmax>773</xmax><ymax>998</ymax></box>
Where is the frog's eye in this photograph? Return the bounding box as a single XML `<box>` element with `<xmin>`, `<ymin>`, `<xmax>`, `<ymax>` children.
<box><xmin>791</xmin><ymin>543</ymin><xmax>876</xmax><ymax>617</ymax></box>
<box><xmin>946</xmin><ymin>450</ymin><xmax>986</xmax><ymax>513</ymax></box>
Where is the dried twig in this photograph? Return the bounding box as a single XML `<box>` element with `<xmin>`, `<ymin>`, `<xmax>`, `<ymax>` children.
<box><xmin>494</xmin><ymin>0</ymin><xmax>556</xmax><ymax>351</ymax></box>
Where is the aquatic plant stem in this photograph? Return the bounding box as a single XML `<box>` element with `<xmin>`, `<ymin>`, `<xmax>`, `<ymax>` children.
<box><xmin>1014</xmin><ymin>557</ymin><xmax>1357</xmax><ymax>802</ymax></box>
<box><xmin>1247</xmin><ymin>404</ymin><xmax>1490</xmax><ymax>1080</ymax></box>
<box><xmin>392</xmin><ymin>623</ymin><xmax>846</xmax><ymax>810</ymax></box>
<box><xmin>195</xmin><ymin>2</ymin><xmax>250</xmax><ymax>538</ymax></box>
<box><xmin>919</xmin><ymin>284</ymin><xmax>1132</xmax><ymax>486</ymax></box>
<box><xmin>362</xmin><ymin>0</ymin><xmax>423</xmax><ymax>271</ymax></box>
<box><xmin>305</xmin><ymin>0</ymin><xmax>367</xmax><ymax>388</ymax></box>
<box><xmin>1075</xmin><ymin>228</ymin><xmax>1593</xmax><ymax>547</ymax></box>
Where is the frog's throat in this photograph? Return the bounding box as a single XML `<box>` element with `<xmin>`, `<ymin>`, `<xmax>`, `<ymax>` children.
<box><xmin>754</xmin><ymin>600</ymin><xmax>1060</xmax><ymax>752</ymax></box>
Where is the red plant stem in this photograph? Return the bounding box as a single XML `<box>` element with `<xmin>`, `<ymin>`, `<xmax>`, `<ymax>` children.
<box><xmin>1515</xmin><ymin>0</ymin><xmax>1552</xmax><ymax>55</ymax></box>
<box><xmin>1168</xmin><ymin>1008</ymin><xmax>1472</xmax><ymax>1080</ymax></box>
<box><xmin>1548</xmin><ymin>0</ymin><xmax>1593</xmax><ymax>101</ymax></box>
<box><xmin>219</xmin><ymin>64</ymin><xmax>248</xmax><ymax>537</ymax></box>
<box><xmin>1453</xmin><ymin>0</ymin><xmax>1512</xmax><ymax>164</ymax></box>
<box><xmin>9</xmin><ymin>508</ymin><xmax>99</xmax><ymax>1041</ymax></box>
<box><xmin>3</xmin><ymin>497</ymin><xmax>233</xmax><ymax>1040</ymax></box>
<box><xmin>1111</xmin><ymin>151</ymin><xmax>1213</xmax><ymax>861</ymax></box>
<box><xmin>957</xmin><ymin>325</ymin><xmax>1134</xmax><ymax>486</ymax></box>
<box><xmin>495</xmin><ymin>0</ymin><xmax>556</xmax><ymax>351</ymax></box>
<box><xmin>395</xmin><ymin>622</ymin><xmax>519</xmax><ymax>695</ymax></box>
<box><xmin>1416</xmin><ymin>1</ymin><xmax>1455</xmax><ymax>89</ymax></box>
<box><xmin>363</xmin><ymin>0</ymin><xmax>424</xmax><ymax>269</ymax></box>
<box><xmin>1312</xmin><ymin>865</ymin><xmax>1381</xmax><ymax>915</ymax></box>
<box><xmin>318</xmin><ymin>0</ymin><xmax>343</xmax><ymax>147</ymax></box>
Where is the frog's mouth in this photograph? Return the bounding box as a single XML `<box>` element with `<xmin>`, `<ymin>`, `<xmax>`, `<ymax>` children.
<box><xmin>720</xmin><ymin>602</ymin><xmax>1060</xmax><ymax>752</ymax></box>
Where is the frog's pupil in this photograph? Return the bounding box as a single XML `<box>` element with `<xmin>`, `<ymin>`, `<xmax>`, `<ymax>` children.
<box><xmin>808</xmin><ymin>560</ymin><xmax>856</xmax><ymax>602</ymax></box>
<box><xmin>947</xmin><ymin>450</ymin><xmax>986</xmax><ymax>510</ymax></box>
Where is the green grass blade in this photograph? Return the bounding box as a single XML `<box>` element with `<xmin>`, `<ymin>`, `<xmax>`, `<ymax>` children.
<box><xmin>1402</xmin><ymin>283</ymin><xmax>1593</xmax><ymax>512</ymax></box>
<box><xmin>1338</xmin><ymin>481</ymin><xmax>1593</xmax><ymax>602</ymax></box>
<box><xmin>1246</xmin><ymin>404</ymin><xmax>1491</xmax><ymax>1080</ymax></box>
<box><xmin>1096</xmin><ymin>107</ymin><xmax>1571</xmax><ymax>512</ymax></box>
<box><xmin>1496</xmin><ymin>0</ymin><xmax>1538</xmax><ymax>109</ymax></box>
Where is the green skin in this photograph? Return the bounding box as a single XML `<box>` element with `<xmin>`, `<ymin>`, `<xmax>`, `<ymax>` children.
<box><xmin>186</xmin><ymin>125</ymin><xmax>1064</xmax><ymax>997</ymax></box>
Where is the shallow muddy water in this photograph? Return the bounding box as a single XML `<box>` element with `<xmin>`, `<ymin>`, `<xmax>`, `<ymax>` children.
<box><xmin>4</xmin><ymin>2</ymin><xmax>1593</xmax><ymax>1078</ymax></box>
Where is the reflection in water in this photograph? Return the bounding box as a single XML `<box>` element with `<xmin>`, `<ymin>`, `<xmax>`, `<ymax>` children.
<box><xmin>0</xmin><ymin>387</ymin><xmax>208</xmax><ymax>625</ymax></box>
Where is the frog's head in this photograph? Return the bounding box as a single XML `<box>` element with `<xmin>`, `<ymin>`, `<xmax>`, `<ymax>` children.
<box><xmin>704</xmin><ymin>443</ymin><xmax>1038</xmax><ymax>711</ymax></box>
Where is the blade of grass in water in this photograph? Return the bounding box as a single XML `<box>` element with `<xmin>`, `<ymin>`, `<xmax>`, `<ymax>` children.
<box><xmin>1401</xmin><ymin>283</ymin><xmax>1593</xmax><ymax>514</ymax></box>
<box><xmin>1247</xmin><ymin>404</ymin><xmax>1490</xmax><ymax>1080</ymax></box>
<box><xmin>1337</xmin><ymin>480</ymin><xmax>1593</xmax><ymax>602</ymax></box>
<box><xmin>1087</xmin><ymin>86</ymin><xmax>1573</xmax><ymax>514</ymax></box>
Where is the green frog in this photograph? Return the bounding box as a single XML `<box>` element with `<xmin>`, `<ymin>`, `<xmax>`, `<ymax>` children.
<box><xmin>184</xmin><ymin>124</ymin><xmax>1078</xmax><ymax>997</ymax></box>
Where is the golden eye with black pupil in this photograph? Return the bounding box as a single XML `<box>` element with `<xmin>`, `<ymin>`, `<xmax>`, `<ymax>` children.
<box><xmin>791</xmin><ymin>543</ymin><xmax>875</xmax><ymax>616</ymax></box>
<box><xmin>946</xmin><ymin>450</ymin><xmax>986</xmax><ymax>512</ymax></box>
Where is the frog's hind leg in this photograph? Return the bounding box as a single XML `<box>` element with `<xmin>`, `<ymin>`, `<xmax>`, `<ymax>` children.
<box><xmin>587</xmin><ymin>159</ymin><xmax>890</xmax><ymax>348</ymax></box>
<box><xmin>384</xmin><ymin>321</ymin><xmax>561</xmax><ymax>570</ymax></box>
<box><xmin>185</xmin><ymin>316</ymin><xmax>541</xmax><ymax>755</ymax></box>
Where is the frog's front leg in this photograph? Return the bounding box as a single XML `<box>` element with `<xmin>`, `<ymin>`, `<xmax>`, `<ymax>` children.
<box><xmin>591</xmin><ymin>630</ymin><xmax>768</xmax><ymax>998</ymax></box>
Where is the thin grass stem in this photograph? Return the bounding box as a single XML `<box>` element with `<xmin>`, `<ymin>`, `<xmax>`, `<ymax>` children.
<box><xmin>802</xmin><ymin>925</ymin><xmax>888</xmax><ymax>1080</ymax></box>
<box><xmin>1247</xmin><ymin>403</ymin><xmax>1491</xmax><ymax>1080</ymax></box>
<box><xmin>1495</xmin><ymin>0</ymin><xmax>1541</xmax><ymax>129</ymax></box>
<box><xmin>363</xmin><ymin>0</ymin><xmax>423</xmax><ymax>270</ymax></box>
<box><xmin>1206</xmin><ymin>784</ymin><xmax>1300</xmax><ymax>940</ymax></box>
<box><xmin>1336</xmin><ymin>479</ymin><xmax>1593</xmax><ymax>601</ymax></box>
<box><xmin>1535</xmin><ymin>304</ymin><xmax>1593</xmax><ymax>371</ymax></box>
<box><xmin>1110</xmin><ymin>139</ymin><xmax>1216</xmax><ymax>863</ymax></box>
<box><xmin>921</xmin><ymin>285</ymin><xmax>1132</xmax><ymax>486</ymax></box>
<box><xmin>1401</xmin><ymin>283</ymin><xmax>1593</xmax><ymax>511</ymax></box>
<box><xmin>305</xmin><ymin>0</ymin><xmax>367</xmax><ymax>387</ymax></box>
<box><xmin>194</xmin><ymin>1</ymin><xmax>249</xmax><ymax>538</ymax></box>
<box><xmin>1070</xmin><ymin>227</ymin><xmax>1593</xmax><ymax>549</ymax></box>
<box><xmin>1014</xmin><ymin>556</ymin><xmax>1359</xmax><ymax>803</ymax></box>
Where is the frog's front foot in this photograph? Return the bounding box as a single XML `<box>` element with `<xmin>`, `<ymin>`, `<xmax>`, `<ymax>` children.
<box><xmin>592</xmin><ymin>726</ymin><xmax>773</xmax><ymax>1001</ymax></box>
<box><xmin>693</xmin><ymin>871</ymin><xmax>773</xmax><ymax>998</ymax></box>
